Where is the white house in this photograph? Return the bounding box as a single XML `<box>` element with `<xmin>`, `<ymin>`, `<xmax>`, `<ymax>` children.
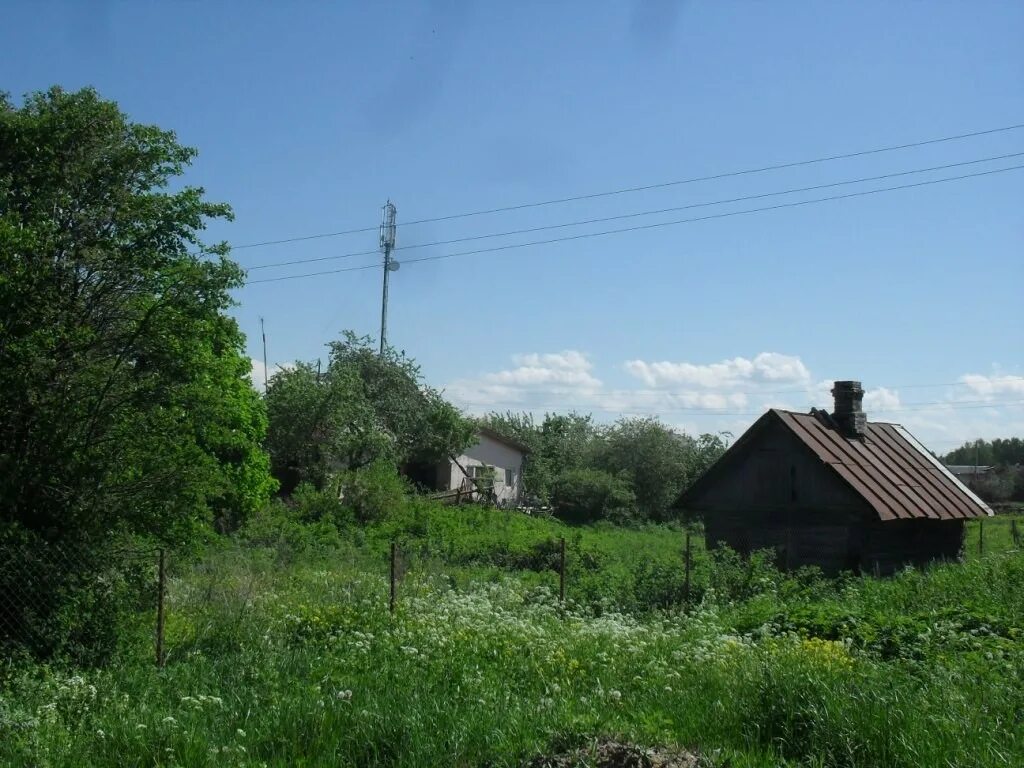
<box><xmin>407</xmin><ymin>428</ymin><xmax>529</xmax><ymax>505</ymax></box>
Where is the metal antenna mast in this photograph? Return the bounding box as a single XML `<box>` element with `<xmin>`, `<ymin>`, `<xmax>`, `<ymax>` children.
<box><xmin>260</xmin><ymin>316</ymin><xmax>268</xmax><ymax>392</ymax></box>
<box><xmin>379</xmin><ymin>200</ymin><xmax>398</xmax><ymax>354</ymax></box>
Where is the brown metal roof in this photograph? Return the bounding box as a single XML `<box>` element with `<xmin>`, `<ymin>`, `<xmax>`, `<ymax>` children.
<box><xmin>774</xmin><ymin>409</ymin><xmax>992</xmax><ymax>521</ymax></box>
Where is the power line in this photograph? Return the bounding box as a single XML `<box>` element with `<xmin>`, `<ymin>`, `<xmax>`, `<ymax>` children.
<box><xmin>450</xmin><ymin>380</ymin><xmax>1024</xmax><ymax>404</ymax></box>
<box><xmin>244</xmin><ymin>162</ymin><xmax>1024</xmax><ymax>285</ymax></box>
<box><xmin>226</xmin><ymin>121</ymin><xmax>1024</xmax><ymax>252</ymax></box>
<box><xmin>451</xmin><ymin>398</ymin><xmax>1024</xmax><ymax>417</ymax></box>
<box><xmin>244</xmin><ymin>151</ymin><xmax>1024</xmax><ymax>272</ymax></box>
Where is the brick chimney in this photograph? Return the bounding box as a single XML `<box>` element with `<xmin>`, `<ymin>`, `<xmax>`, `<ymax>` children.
<box><xmin>831</xmin><ymin>380</ymin><xmax>866</xmax><ymax>438</ymax></box>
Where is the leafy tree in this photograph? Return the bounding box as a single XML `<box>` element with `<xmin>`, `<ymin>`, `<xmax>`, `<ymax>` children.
<box><xmin>0</xmin><ymin>87</ymin><xmax>274</xmax><ymax>658</ymax></box>
<box><xmin>482</xmin><ymin>411</ymin><xmax>594</xmax><ymax>502</ymax></box>
<box><xmin>590</xmin><ymin>417</ymin><xmax>726</xmax><ymax>522</ymax></box>
<box><xmin>944</xmin><ymin>438</ymin><xmax>1024</xmax><ymax>467</ymax></box>
<box><xmin>0</xmin><ymin>87</ymin><xmax>274</xmax><ymax>544</ymax></box>
<box><xmin>550</xmin><ymin>468</ymin><xmax>635</xmax><ymax>523</ymax></box>
<box><xmin>266</xmin><ymin>332</ymin><xmax>475</xmax><ymax>495</ymax></box>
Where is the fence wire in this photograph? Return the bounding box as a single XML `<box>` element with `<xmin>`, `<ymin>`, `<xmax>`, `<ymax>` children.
<box><xmin>0</xmin><ymin>540</ymin><xmax>159</xmax><ymax>663</ymax></box>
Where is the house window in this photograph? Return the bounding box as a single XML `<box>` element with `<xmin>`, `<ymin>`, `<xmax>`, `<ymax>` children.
<box><xmin>505</xmin><ymin>468</ymin><xmax>514</xmax><ymax>486</ymax></box>
<box><xmin>467</xmin><ymin>465</ymin><xmax>494</xmax><ymax>480</ymax></box>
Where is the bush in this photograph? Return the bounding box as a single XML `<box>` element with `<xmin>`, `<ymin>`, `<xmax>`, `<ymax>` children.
<box><xmin>291</xmin><ymin>483</ymin><xmax>354</xmax><ymax>528</ymax></box>
<box><xmin>708</xmin><ymin>546</ymin><xmax>780</xmax><ymax>603</ymax></box>
<box><xmin>0</xmin><ymin>524</ymin><xmax>154</xmax><ymax>665</ymax></box>
<box><xmin>550</xmin><ymin>468</ymin><xmax>635</xmax><ymax>523</ymax></box>
<box><xmin>238</xmin><ymin>497</ymin><xmax>343</xmax><ymax>562</ymax></box>
<box><xmin>338</xmin><ymin>459</ymin><xmax>411</xmax><ymax>524</ymax></box>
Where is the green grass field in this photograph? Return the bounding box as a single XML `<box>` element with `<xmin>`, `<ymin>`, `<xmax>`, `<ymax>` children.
<box><xmin>963</xmin><ymin>510</ymin><xmax>1023</xmax><ymax>559</ymax></box>
<box><xmin>2</xmin><ymin>505</ymin><xmax>1022</xmax><ymax>767</ymax></box>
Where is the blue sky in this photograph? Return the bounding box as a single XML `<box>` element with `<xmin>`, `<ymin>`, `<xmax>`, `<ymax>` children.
<box><xmin>3</xmin><ymin>1</ymin><xmax>1022</xmax><ymax>451</ymax></box>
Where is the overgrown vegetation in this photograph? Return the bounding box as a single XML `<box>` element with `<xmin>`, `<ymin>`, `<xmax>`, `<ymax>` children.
<box><xmin>265</xmin><ymin>333</ymin><xmax>475</xmax><ymax>495</ymax></box>
<box><xmin>1</xmin><ymin>501</ymin><xmax>1021</xmax><ymax>767</ymax></box>
<box><xmin>482</xmin><ymin>411</ymin><xmax>727</xmax><ymax>522</ymax></box>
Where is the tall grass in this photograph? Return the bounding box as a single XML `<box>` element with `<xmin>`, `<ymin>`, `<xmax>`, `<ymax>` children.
<box><xmin>1</xmin><ymin>507</ymin><xmax>1022</xmax><ymax>767</ymax></box>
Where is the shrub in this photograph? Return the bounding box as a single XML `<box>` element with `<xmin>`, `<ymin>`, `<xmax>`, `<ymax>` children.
<box><xmin>238</xmin><ymin>497</ymin><xmax>342</xmax><ymax>562</ymax></box>
<box><xmin>550</xmin><ymin>468</ymin><xmax>635</xmax><ymax>523</ymax></box>
<box><xmin>0</xmin><ymin>524</ymin><xmax>154</xmax><ymax>665</ymax></box>
<box><xmin>338</xmin><ymin>459</ymin><xmax>410</xmax><ymax>524</ymax></box>
<box><xmin>708</xmin><ymin>546</ymin><xmax>780</xmax><ymax>603</ymax></box>
<box><xmin>291</xmin><ymin>482</ymin><xmax>355</xmax><ymax>528</ymax></box>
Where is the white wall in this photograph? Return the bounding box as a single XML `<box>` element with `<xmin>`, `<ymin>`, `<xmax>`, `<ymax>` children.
<box><xmin>446</xmin><ymin>433</ymin><xmax>525</xmax><ymax>503</ymax></box>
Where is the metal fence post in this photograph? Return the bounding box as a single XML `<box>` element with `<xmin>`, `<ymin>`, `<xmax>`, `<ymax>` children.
<box><xmin>155</xmin><ymin>548</ymin><xmax>166</xmax><ymax>668</ymax></box>
<box><xmin>389</xmin><ymin>542</ymin><xmax>397</xmax><ymax>614</ymax></box>
<box><xmin>684</xmin><ymin>530</ymin><xmax>692</xmax><ymax>609</ymax></box>
<box><xmin>979</xmin><ymin>519</ymin><xmax>984</xmax><ymax>557</ymax></box>
<box><xmin>558</xmin><ymin>537</ymin><xmax>566</xmax><ymax>603</ymax></box>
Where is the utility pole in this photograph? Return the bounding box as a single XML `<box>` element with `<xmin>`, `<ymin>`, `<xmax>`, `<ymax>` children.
<box><xmin>379</xmin><ymin>200</ymin><xmax>398</xmax><ymax>355</ymax></box>
<box><xmin>260</xmin><ymin>316</ymin><xmax>268</xmax><ymax>392</ymax></box>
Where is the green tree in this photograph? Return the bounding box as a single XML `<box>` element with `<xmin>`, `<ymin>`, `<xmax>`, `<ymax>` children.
<box><xmin>0</xmin><ymin>87</ymin><xmax>273</xmax><ymax>543</ymax></box>
<box><xmin>590</xmin><ymin>417</ymin><xmax>726</xmax><ymax>521</ymax></box>
<box><xmin>550</xmin><ymin>468</ymin><xmax>635</xmax><ymax>523</ymax></box>
<box><xmin>482</xmin><ymin>411</ymin><xmax>594</xmax><ymax>502</ymax></box>
<box><xmin>944</xmin><ymin>437</ymin><xmax>1024</xmax><ymax>467</ymax></box>
<box><xmin>265</xmin><ymin>332</ymin><xmax>475</xmax><ymax>495</ymax></box>
<box><xmin>0</xmin><ymin>87</ymin><xmax>274</xmax><ymax>657</ymax></box>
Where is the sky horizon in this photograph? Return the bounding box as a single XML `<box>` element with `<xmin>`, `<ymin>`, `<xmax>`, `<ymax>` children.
<box><xmin>4</xmin><ymin>1</ymin><xmax>1022</xmax><ymax>453</ymax></box>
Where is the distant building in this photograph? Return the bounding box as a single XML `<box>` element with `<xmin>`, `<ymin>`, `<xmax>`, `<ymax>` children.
<box><xmin>945</xmin><ymin>465</ymin><xmax>994</xmax><ymax>490</ymax></box>
<box><xmin>405</xmin><ymin>428</ymin><xmax>529</xmax><ymax>505</ymax></box>
<box><xmin>677</xmin><ymin>381</ymin><xmax>992</xmax><ymax>575</ymax></box>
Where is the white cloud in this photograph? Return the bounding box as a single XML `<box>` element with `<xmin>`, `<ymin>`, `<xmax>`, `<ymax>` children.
<box><xmin>511</xmin><ymin>351</ymin><xmax>591</xmax><ymax>370</ymax></box>
<box><xmin>958</xmin><ymin>374</ymin><xmax>1024</xmax><ymax>398</ymax></box>
<box><xmin>624</xmin><ymin>352</ymin><xmax>810</xmax><ymax>389</ymax></box>
<box><xmin>864</xmin><ymin>386</ymin><xmax>901</xmax><ymax>413</ymax></box>
<box><xmin>444</xmin><ymin>351</ymin><xmax>1023</xmax><ymax>449</ymax></box>
<box><xmin>249</xmin><ymin>358</ymin><xmax>293</xmax><ymax>393</ymax></box>
<box><xmin>445</xmin><ymin>350</ymin><xmax>602</xmax><ymax>409</ymax></box>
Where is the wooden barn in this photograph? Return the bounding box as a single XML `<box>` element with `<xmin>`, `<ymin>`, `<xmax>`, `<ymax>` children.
<box><xmin>677</xmin><ymin>381</ymin><xmax>992</xmax><ymax>575</ymax></box>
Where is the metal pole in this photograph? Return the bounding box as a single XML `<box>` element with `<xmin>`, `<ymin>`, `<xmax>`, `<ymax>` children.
<box><xmin>684</xmin><ymin>530</ymin><xmax>692</xmax><ymax>608</ymax></box>
<box><xmin>260</xmin><ymin>317</ymin><xmax>268</xmax><ymax>392</ymax></box>
<box><xmin>389</xmin><ymin>542</ymin><xmax>397</xmax><ymax>614</ymax></box>
<box><xmin>380</xmin><ymin>243</ymin><xmax>391</xmax><ymax>355</ymax></box>
<box><xmin>379</xmin><ymin>200</ymin><xmax>397</xmax><ymax>355</ymax></box>
<box><xmin>155</xmin><ymin>549</ymin><xmax>166</xmax><ymax>667</ymax></box>
<box><xmin>559</xmin><ymin>537</ymin><xmax>566</xmax><ymax>603</ymax></box>
<box><xmin>979</xmin><ymin>519</ymin><xmax>984</xmax><ymax>557</ymax></box>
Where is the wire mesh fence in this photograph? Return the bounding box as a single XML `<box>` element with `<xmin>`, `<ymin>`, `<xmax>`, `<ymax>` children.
<box><xmin>2</xmin><ymin>512</ymin><xmax>1017</xmax><ymax>668</ymax></box>
<box><xmin>0</xmin><ymin>539</ymin><xmax>161</xmax><ymax>665</ymax></box>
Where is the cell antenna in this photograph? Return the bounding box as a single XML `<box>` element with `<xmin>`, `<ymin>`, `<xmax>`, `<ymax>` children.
<box><xmin>379</xmin><ymin>200</ymin><xmax>398</xmax><ymax>354</ymax></box>
<box><xmin>260</xmin><ymin>316</ymin><xmax>268</xmax><ymax>392</ymax></box>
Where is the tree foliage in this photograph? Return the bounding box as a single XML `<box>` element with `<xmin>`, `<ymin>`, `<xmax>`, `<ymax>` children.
<box><xmin>550</xmin><ymin>468</ymin><xmax>635</xmax><ymax>523</ymax></box>
<box><xmin>484</xmin><ymin>410</ymin><xmax>726</xmax><ymax>522</ymax></box>
<box><xmin>481</xmin><ymin>411</ymin><xmax>594</xmax><ymax>502</ymax></box>
<box><xmin>590</xmin><ymin>417</ymin><xmax>726</xmax><ymax>522</ymax></box>
<box><xmin>944</xmin><ymin>438</ymin><xmax>1024</xmax><ymax>468</ymax></box>
<box><xmin>266</xmin><ymin>332</ymin><xmax>475</xmax><ymax>494</ymax></box>
<box><xmin>0</xmin><ymin>87</ymin><xmax>274</xmax><ymax>545</ymax></box>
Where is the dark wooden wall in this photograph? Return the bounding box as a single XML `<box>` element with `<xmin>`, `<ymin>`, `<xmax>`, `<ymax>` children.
<box><xmin>861</xmin><ymin>518</ymin><xmax>964</xmax><ymax>574</ymax></box>
<box><xmin>692</xmin><ymin>416</ymin><xmax>964</xmax><ymax>575</ymax></box>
